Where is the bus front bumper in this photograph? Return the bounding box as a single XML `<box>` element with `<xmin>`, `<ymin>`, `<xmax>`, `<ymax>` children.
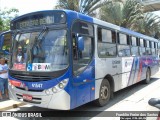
<box><xmin>8</xmin><ymin>85</ymin><xmax>71</xmax><ymax>110</ymax></box>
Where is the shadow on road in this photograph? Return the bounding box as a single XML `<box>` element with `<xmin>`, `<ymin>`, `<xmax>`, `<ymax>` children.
<box><xmin>74</xmin><ymin>77</ymin><xmax>160</xmax><ymax>111</ymax></box>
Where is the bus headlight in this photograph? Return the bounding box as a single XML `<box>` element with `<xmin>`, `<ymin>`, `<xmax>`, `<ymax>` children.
<box><xmin>59</xmin><ymin>83</ymin><xmax>64</xmax><ymax>89</ymax></box>
<box><xmin>45</xmin><ymin>89</ymin><xmax>52</xmax><ymax>95</ymax></box>
<box><xmin>52</xmin><ymin>87</ymin><xmax>57</xmax><ymax>93</ymax></box>
<box><xmin>45</xmin><ymin>78</ymin><xmax>69</xmax><ymax>94</ymax></box>
<box><xmin>45</xmin><ymin>90</ymin><xmax>50</xmax><ymax>95</ymax></box>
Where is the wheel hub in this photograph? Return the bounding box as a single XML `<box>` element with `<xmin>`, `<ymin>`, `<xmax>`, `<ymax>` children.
<box><xmin>100</xmin><ymin>86</ymin><xmax>108</xmax><ymax>100</ymax></box>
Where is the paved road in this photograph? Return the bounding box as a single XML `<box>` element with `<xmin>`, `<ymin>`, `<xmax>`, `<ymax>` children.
<box><xmin>3</xmin><ymin>71</ymin><xmax>160</xmax><ymax>120</ymax></box>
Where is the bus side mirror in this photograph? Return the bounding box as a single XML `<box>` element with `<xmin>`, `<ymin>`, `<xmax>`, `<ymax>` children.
<box><xmin>77</xmin><ymin>36</ymin><xmax>84</xmax><ymax>51</ymax></box>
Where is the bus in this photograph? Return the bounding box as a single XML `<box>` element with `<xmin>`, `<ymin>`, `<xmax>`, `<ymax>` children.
<box><xmin>1</xmin><ymin>10</ymin><xmax>159</xmax><ymax>110</ymax></box>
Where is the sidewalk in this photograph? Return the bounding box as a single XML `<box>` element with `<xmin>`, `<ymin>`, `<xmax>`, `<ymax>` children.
<box><xmin>0</xmin><ymin>95</ymin><xmax>25</xmax><ymax>111</ymax></box>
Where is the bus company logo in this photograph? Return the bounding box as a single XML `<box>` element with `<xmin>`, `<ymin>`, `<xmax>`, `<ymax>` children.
<box><xmin>32</xmin><ymin>63</ymin><xmax>51</xmax><ymax>71</ymax></box>
<box><xmin>20</xmin><ymin>82</ymin><xmax>29</xmax><ymax>91</ymax></box>
<box><xmin>20</xmin><ymin>82</ymin><xmax>26</xmax><ymax>88</ymax></box>
<box><xmin>125</xmin><ymin>61</ymin><xmax>132</xmax><ymax>67</ymax></box>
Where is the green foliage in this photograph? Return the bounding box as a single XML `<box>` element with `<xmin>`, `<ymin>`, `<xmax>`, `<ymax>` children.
<box><xmin>100</xmin><ymin>1</ymin><xmax>123</xmax><ymax>26</ymax></box>
<box><xmin>0</xmin><ymin>8</ymin><xmax>19</xmax><ymax>31</ymax></box>
<box><xmin>133</xmin><ymin>12</ymin><xmax>160</xmax><ymax>38</ymax></box>
<box><xmin>55</xmin><ymin>0</ymin><xmax>109</xmax><ymax>16</ymax></box>
<box><xmin>100</xmin><ymin>0</ymin><xmax>160</xmax><ymax>39</ymax></box>
<box><xmin>100</xmin><ymin>0</ymin><xmax>144</xmax><ymax>29</ymax></box>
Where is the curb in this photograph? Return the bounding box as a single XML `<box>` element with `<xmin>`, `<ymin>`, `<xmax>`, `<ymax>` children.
<box><xmin>0</xmin><ymin>100</ymin><xmax>26</xmax><ymax>111</ymax></box>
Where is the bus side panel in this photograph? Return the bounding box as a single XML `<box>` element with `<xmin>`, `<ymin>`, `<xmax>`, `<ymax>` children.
<box><xmin>95</xmin><ymin>56</ymin><xmax>148</xmax><ymax>97</ymax></box>
<box><xmin>95</xmin><ymin>57</ymin><xmax>123</xmax><ymax>99</ymax></box>
<box><xmin>151</xmin><ymin>56</ymin><xmax>159</xmax><ymax>75</ymax></box>
<box><xmin>95</xmin><ymin>55</ymin><xmax>159</xmax><ymax>99</ymax></box>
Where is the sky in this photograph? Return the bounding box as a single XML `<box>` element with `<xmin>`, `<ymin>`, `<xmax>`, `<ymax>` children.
<box><xmin>154</xmin><ymin>11</ymin><xmax>160</xmax><ymax>16</ymax></box>
<box><xmin>0</xmin><ymin>0</ymin><xmax>58</xmax><ymax>15</ymax></box>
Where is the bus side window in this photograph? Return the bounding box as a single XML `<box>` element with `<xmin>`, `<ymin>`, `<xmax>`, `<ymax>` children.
<box><xmin>118</xmin><ymin>33</ymin><xmax>131</xmax><ymax>57</ymax></box>
<box><xmin>97</xmin><ymin>27</ymin><xmax>117</xmax><ymax>57</ymax></box>
<box><xmin>131</xmin><ymin>36</ymin><xmax>139</xmax><ymax>56</ymax></box>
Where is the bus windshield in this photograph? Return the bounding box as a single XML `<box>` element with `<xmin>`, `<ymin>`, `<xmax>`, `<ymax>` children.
<box><xmin>11</xmin><ymin>29</ymin><xmax>68</xmax><ymax>72</ymax></box>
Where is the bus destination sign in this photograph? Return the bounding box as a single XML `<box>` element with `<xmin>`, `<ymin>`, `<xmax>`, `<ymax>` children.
<box><xmin>18</xmin><ymin>16</ymin><xmax>54</xmax><ymax>29</ymax></box>
<box><xmin>11</xmin><ymin>12</ymin><xmax>66</xmax><ymax>29</ymax></box>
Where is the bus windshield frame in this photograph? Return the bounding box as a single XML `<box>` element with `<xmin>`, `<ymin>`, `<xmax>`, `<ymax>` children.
<box><xmin>10</xmin><ymin>27</ymin><xmax>69</xmax><ymax>73</ymax></box>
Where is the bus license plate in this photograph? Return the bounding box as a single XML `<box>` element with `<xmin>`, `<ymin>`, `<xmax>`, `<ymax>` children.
<box><xmin>23</xmin><ymin>94</ymin><xmax>32</xmax><ymax>101</ymax></box>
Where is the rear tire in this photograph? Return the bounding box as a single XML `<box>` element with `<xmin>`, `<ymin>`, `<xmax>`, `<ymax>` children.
<box><xmin>95</xmin><ymin>79</ymin><xmax>111</xmax><ymax>107</ymax></box>
<box><xmin>144</xmin><ymin>68</ymin><xmax>151</xmax><ymax>84</ymax></box>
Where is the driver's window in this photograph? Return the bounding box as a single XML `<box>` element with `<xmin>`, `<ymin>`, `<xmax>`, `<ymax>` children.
<box><xmin>72</xmin><ymin>21</ymin><xmax>94</xmax><ymax>75</ymax></box>
<box><xmin>73</xmin><ymin>34</ymin><xmax>93</xmax><ymax>75</ymax></box>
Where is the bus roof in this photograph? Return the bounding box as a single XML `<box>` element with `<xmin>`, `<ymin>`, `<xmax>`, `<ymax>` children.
<box><xmin>93</xmin><ymin>18</ymin><xmax>159</xmax><ymax>43</ymax></box>
<box><xmin>11</xmin><ymin>9</ymin><xmax>159</xmax><ymax>43</ymax></box>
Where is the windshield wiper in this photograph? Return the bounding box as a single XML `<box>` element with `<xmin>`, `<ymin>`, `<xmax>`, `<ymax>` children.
<box><xmin>31</xmin><ymin>26</ymin><xmax>49</xmax><ymax>63</ymax></box>
<box><xmin>36</xmin><ymin>26</ymin><xmax>49</xmax><ymax>42</ymax></box>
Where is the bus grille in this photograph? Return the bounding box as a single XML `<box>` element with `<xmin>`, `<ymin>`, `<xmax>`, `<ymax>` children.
<box><xmin>10</xmin><ymin>74</ymin><xmax>53</xmax><ymax>82</ymax></box>
<box><xmin>15</xmin><ymin>87</ymin><xmax>43</xmax><ymax>92</ymax></box>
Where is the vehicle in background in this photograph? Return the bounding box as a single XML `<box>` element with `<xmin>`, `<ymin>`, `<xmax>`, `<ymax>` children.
<box><xmin>0</xmin><ymin>31</ymin><xmax>11</xmax><ymax>63</ymax></box>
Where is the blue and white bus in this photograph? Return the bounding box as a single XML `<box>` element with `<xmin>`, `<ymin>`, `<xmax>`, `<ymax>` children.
<box><xmin>1</xmin><ymin>10</ymin><xmax>159</xmax><ymax>110</ymax></box>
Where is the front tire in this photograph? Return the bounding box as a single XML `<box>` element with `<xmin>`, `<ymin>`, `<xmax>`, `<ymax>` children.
<box><xmin>95</xmin><ymin>79</ymin><xmax>111</xmax><ymax>107</ymax></box>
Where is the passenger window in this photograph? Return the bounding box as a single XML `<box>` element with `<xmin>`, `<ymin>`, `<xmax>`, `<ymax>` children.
<box><xmin>98</xmin><ymin>28</ymin><xmax>117</xmax><ymax>57</ymax></box>
<box><xmin>119</xmin><ymin>33</ymin><xmax>127</xmax><ymax>44</ymax></box>
<box><xmin>139</xmin><ymin>47</ymin><xmax>146</xmax><ymax>55</ymax></box>
<box><xmin>131</xmin><ymin>37</ymin><xmax>139</xmax><ymax>56</ymax></box>
<box><xmin>146</xmin><ymin>48</ymin><xmax>151</xmax><ymax>55</ymax></box>
<box><xmin>131</xmin><ymin>46</ymin><xmax>139</xmax><ymax>56</ymax></box>
<box><xmin>140</xmin><ymin>39</ymin><xmax>144</xmax><ymax>47</ymax></box>
<box><xmin>98</xmin><ymin>43</ymin><xmax>117</xmax><ymax>57</ymax></box>
<box><xmin>132</xmin><ymin>37</ymin><xmax>137</xmax><ymax>46</ymax></box>
<box><xmin>118</xmin><ymin>45</ymin><xmax>130</xmax><ymax>57</ymax></box>
<box><xmin>151</xmin><ymin>48</ymin><xmax>156</xmax><ymax>55</ymax></box>
<box><xmin>102</xmin><ymin>29</ymin><xmax>111</xmax><ymax>43</ymax></box>
<box><xmin>118</xmin><ymin>33</ymin><xmax>131</xmax><ymax>57</ymax></box>
<box><xmin>146</xmin><ymin>41</ymin><xmax>151</xmax><ymax>55</ymax></box>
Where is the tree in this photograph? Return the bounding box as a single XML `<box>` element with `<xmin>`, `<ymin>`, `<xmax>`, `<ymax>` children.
<box><xmin>99</xmin><ymin>0</ymin><xmax>160</xmax><ymax>39</ymax></box>
<box><xmin>0</xmin><ymin>8</ymin><xmax>19</xmax><ymax>31</ymax></box>
<box><xmin>100</xmin><ymin>0</ymin><xmax>144</xmax><ymax>29</ymax></box>
<box><xmin>55</xmin><ymin>0</ymin><xmax>110</xmax><ymax>16</ymax></box>
<box><xmin>133</xmin><ymin>12</ymin><xmax>160</xmax><ymax>38</ymax></box>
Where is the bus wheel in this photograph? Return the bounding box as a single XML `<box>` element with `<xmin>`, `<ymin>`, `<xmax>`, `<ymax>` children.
<box><xmin>144</xmin><ymin>68</ymin><xmax>151</xmax><ymax>84</ymax></box>
<box><xmin>95</xmin><ymin>79</ymin><xmax>111</xmax><ymax>107</ymax></box>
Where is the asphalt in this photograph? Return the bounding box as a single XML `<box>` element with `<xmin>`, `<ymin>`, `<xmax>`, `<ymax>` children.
<box><xmin>0</xmin><ymin>96</ymin><xmax>26</xmax><ymax>111</ymax></box>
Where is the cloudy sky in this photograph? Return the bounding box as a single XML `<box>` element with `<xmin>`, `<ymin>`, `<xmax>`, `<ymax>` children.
<box><xmin>0</xmin><ymin>0</ymin><xmax>58</xmax><ymax>15</ymax></box>
<box><xmin>0</xmin><ymin>0</ymin><xmax>160</xmax><ymax>16</ymax></box>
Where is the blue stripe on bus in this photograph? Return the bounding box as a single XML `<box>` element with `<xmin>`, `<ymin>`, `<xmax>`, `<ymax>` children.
<box><xmin>8</xmin><ymin>69</ymin><xmax>70</xmax><ymax>91</ymax></box>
